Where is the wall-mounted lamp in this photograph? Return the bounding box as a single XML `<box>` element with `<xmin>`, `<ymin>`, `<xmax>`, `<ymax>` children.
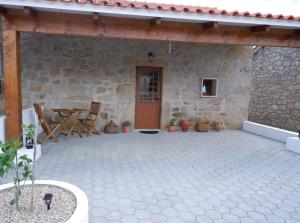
<box><xmin>44</xmin><ymin>193</ymin><xmax>53</xmax><ymax>210</ymax></box>
<box><xmin>148</xmin><ymin>52</ymin><xmax>154</xmax><ymax>62</ymax></box>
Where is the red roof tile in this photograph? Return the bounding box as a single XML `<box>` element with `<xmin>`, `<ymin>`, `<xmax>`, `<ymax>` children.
<box><xmin>48</xmin><ymin>0</ymin><xmax>300</xmax><ymax>22</ymax></box>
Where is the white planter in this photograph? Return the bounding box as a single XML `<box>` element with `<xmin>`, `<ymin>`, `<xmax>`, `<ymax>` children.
<box><xmin>286</xmin><ymin>137</ymin><xmax>300</xmax><ymax>154</ymax></box>
<box><xmin>243</xmin><ymin>121</ymin><xmax>298</xmax><ymax>143</ymax></box>
<box><xmin>0</xmin><ymin>180</ymin><xmax>89</xmax><ymax>223</ymax></box>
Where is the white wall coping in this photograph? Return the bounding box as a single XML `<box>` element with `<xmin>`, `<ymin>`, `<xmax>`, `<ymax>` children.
<box><xmin>0</xmin><ymin>180</ymin><xmax>89</xmax><ymax>223</ymax></box>
<box><xmin>243</xmin><ymin>121</ymin><xmax>298</xmax><ymax>143</ymax></box>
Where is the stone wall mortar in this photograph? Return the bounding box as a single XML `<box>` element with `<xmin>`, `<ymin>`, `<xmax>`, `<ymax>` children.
<box><xmin>249</xmin><ymin>47</ymin><xmax>300</xmax><ymax>132</ymax></box>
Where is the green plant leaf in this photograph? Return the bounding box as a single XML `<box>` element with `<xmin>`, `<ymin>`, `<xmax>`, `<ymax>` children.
<box><xmin>19</xmin><ymin>155</ymin><xmax>32</xmax><ymax>163</ymax></box>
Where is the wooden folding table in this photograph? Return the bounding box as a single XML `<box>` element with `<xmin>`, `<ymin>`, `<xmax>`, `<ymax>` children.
<box><xmin>54</xmin><ymin>108</ymin><xmax>87</xmax><ymax>140</ymax></box>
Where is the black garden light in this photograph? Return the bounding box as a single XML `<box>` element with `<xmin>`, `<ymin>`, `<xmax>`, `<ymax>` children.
<box><xmin>44</xmin><ymin>193</ymin><xmax>53</xmax><ymax>210</ymax></box>
<box><xmin>148</xmin><ymin>52</ymin><xmax>154</xmax><ymax>62</ymax></box>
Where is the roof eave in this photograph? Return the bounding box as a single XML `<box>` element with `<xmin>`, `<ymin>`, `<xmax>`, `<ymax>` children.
<box><xmin>0</xmin><ymin>0</ymin><xmax>300</xmax><ymax>29</ymax></box>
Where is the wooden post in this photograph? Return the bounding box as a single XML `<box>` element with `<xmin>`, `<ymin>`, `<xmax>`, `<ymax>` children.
<box><xmin>3</xmin><ymin>29</ymin><xmax>22</xmax><ymax>140</ymax></box>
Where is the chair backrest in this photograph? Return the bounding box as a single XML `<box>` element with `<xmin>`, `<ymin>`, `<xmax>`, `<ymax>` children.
<box><xmin>88</xmin><ymin>101</ymin><xmax>101</xmax><ymax>120</ymax></box>
<box><xmin>33</xmin><ymin>103</ymin><xmax>51</xmax><ymax>134</ymax></box>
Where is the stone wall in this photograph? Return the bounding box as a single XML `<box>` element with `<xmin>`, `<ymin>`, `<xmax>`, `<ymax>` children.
<box><xmin>249</xmin><ymin>47</ymin><xmax>300</xmax><ymax>132</ymax></box>
<box><xmin>0</xmin><ymin>33</ymin><xmax>253</xmax><ymax>130</ymax></box>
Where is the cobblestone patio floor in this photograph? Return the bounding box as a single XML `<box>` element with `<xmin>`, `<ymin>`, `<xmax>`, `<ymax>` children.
<box><xmin>2</xmin><ymin>130</ymin><xmax>300</xmax><ymax>223</ymax></box>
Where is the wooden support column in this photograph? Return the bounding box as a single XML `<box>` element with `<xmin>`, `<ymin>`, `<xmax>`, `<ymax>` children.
<box><xmin>3</xmin><ymin>28</ymin><xmax>22</xmax><ymax>140</ymax></box>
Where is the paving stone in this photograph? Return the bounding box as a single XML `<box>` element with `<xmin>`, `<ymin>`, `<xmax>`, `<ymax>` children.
<box><xmin>196</xmin><ymin>215</ymin><xmax>214</xmax><ymax>223</ymax></box>
<box><xmin>240</xmin><ymin>217</ymin><xmax>258</xmax><ymax>223</ymax></box>
<box><xmin>266</xmin><ymin>214</ymin><xmax>286</xmax><ymax>223</ymax></box>
<box><xmin>151</xmin><ymin>214</ymin><xmax>168</xmax><ymax>223</ymax></box>
<box><xmin>134</xmin><ymin>210</ymin><xmax>151</xmax><ymax>219</ymax></box>
<box><xmin>223</xmin><ymin>213</ymin><xmax>241</xmax><ymax>223</ymax></box>
<box><xmin>162</xmin><ymin>208</ymin><xmax>178</xmax><ymax>218</ymax></box>
<box><xmin>131</xmin><ymin>201</ymin><xmax>147</xmax><ymax>210</ymax></box>
<box><xmin>91</xmin><ymin>207</ymin><xmax>107</xmax><ymax>217</ymax></box>
<box><xmin>248</xmin><ymin>211</ymin><xmax>267</xmax><ymax>222</ymax></box>
<box><xmin>178</xmin><ymin>212</ymin><xmax>195</xmax><ymax>221</ymax></box>
<box><xmin>107</xmin><ymin>211</ymin><xmax>122</xmax><ymax>221</ymax></box>
<box><xmin>158</xmin><ymin>200</ymin><xmax>173</xmax><ymax>209</ymax></box>
<box><xmin>121</xmin><ymin>215</ymin><xmax>138</xmax><ymax>223</ymax></box>
<box><xmin>92</xmin><ymin>199</ymin><xmax>107</xmax><ymax>208</ymax></box>
<box><xmin>231</xmin><ymin>208</ymin><xmax>248</xmax><ymax>218</ymax></box>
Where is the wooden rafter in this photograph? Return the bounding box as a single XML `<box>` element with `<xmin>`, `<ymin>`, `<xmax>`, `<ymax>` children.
<box><xmin>92</xmin><ymin>12</ymin><xmax>99</xmax><ymax>21</ymax></box>
<box><xmin>24</xmin><ymin>7</ymin><xmax>37</xmax><ymax>17</ymax></box>
<box><xmin>251</xmin><ymin>25</ymin><xmax>271</xmax><ymax>33</ymax></box>
<box><xmin>150</xmin><ymin>17</ymin><xmax>162</xmax><ymax>26</ymax></box>
<box><xmin>0</xmin><ymin>6</ymin><xmax>7</xmax><ymax>16</ymax></box>
<box><xmin>202</xmin><ymin>21</ymin><xmax>218</xmax><ymax>30</ymax></box>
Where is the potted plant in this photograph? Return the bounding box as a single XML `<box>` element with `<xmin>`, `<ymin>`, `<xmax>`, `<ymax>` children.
<box><xmin>167</xmin><ymin>119</ymin><xmax>177</xmax><ymax>132</ymax></box>
<box><xmin>22</xmin><ymin>124</ymin><xmax>35</xmax><ymax>149</ymax></box>
<box><xmin>173</xmin><ymin>112</ymin><xmax>190</xmax><ymax>132</ymax></box>
<box><xmin>195</xmin><ymin>119</ymin><xmax>210</xmax><ymax>132</ymax></box>
<box><xmin>214</xmin><ymin>120</ymin><xmax>226</xmax><ymax>131</ymax></box>
<box><xmin>122</xmin><ymin>121</ymin><xmax>132</xmax><ymax>133</ymax></box>
<box><xmin>180</xmin><ymin>119</ymin><xmax>190</xmax><ymax>132</ymax></box>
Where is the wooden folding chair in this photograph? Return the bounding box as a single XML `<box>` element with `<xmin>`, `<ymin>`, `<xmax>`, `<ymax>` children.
<box><xmin>78</xmin><ymin>101</ymin><xmax>101</xmax><ymax>136</ymax></box>
<box><xmin>34</xmin><ymin>103</ymin><xmax>62</xmax><ymax>144</ymax></box>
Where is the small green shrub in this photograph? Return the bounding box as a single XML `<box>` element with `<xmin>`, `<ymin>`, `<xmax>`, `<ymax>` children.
<box><xmin>0</xmin><ymin>139</ymin><xmax>32</xmax><ymax>211</ymax></box>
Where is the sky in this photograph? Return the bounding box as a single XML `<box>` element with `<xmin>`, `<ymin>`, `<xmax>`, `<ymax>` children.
<box><xmin>142</xmin><ymin>0</ymin><xmax>300</xmax><ymax>16</ymax></box>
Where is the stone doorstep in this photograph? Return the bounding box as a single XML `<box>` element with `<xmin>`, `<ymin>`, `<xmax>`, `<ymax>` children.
<box><xmin>16</xmin><ymin>144</ymin><xmax>42</xmax><ymax>163</ymax></box>
<box><xmin>286</xmin><ymin>137</ymin><xmax>300</xmax><ymax>154</ymax></box>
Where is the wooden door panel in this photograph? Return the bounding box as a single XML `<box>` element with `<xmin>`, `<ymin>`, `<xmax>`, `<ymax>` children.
<box><xmin>135</xmin><ymin>67</ymin><xmax>162</xmax><ymax>129</ymax></box>
<box><xmin>135</xmin><ymin>104</ymin><xmax>160</xmax><ymax>129</ymax></box>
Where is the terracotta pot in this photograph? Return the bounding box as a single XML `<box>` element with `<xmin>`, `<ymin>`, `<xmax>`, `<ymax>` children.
<box><xmin>180</xmin><ymin>120</ymin><xmax>190</xmax><ymax>132</ymax></box>
<box><xmin>168</xmin><ymin>125</ymin><xmax>176</xmax><ymax>133</ymax></box>
<box><xmin>196</xmin><ymin>123</ymin><xmax>210</xmax><ymax>132</ymax></box>
<box><xmin>122</xmin><ymin>126</ymin><xmax>131</xmax><ymax>133</ymax></box>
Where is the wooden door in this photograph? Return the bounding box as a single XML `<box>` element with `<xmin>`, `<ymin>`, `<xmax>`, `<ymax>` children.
<box><xmin>135</xmin><ymin>67</ymin><xmax>162</xmax><ymax>129</ymax></box>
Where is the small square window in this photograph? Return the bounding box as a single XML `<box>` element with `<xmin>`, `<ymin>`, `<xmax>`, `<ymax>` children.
<box><xmin>201</xmin><ymin>78</ymin><xmax>217</xmax><ymax>97</ymax></box>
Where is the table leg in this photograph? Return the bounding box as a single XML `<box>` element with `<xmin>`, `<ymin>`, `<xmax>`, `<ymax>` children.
<box><xmin>67</xmin><ymin>111</ymin><xmax>82</xmax><ymax>139</ymax></box>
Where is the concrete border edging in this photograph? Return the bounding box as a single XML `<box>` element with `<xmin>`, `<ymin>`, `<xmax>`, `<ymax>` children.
<box><xmin>243</xmin><ymin>121</ymin><xmax>298</xmax><ymax>143</ymax></box>
<box><xmin>0</xmin><ymin>180</ymin><xmax>89</xmax><ymax>223</ymax></box>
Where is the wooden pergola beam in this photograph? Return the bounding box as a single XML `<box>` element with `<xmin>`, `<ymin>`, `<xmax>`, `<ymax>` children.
<box><xmin>251</xmin><ymin>25</ymin><xmax>271</xmax><ymax>33</ymax></box>
<box><xmin>3</xmin><ymin>10</ymin><xmax>300</xmax><ymax>47</ymax></box>
<box><xmin>3</xmin><ymin>27</ymin><xmax>22</xmax><ymax>140</ymax></box>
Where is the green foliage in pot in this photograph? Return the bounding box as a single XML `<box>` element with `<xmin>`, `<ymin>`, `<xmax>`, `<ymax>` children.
<box><xmin>122</xmin><ymin>121</ymin><xmax>131</xmax><ymax>128</ymax></box>
<box><xmin>168</xmin><ymin>119</ymin><xmax>177</xmax><ymax>126</ymax></box>
<box><xmin>22</xmin><ymin>124</ymin><xmax>35</xmax><ymax>140</ymax></box>
<box><xmin>0</xmin><ymin>139</ymin><xmax>32</xmax><ymax>211</ymax></box>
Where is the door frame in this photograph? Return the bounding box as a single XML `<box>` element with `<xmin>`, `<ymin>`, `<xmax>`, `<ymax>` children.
<box><xmin>135</xmin><ymin>66</ymin><xmax>163</xmax><ymax>129</ymax></box>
